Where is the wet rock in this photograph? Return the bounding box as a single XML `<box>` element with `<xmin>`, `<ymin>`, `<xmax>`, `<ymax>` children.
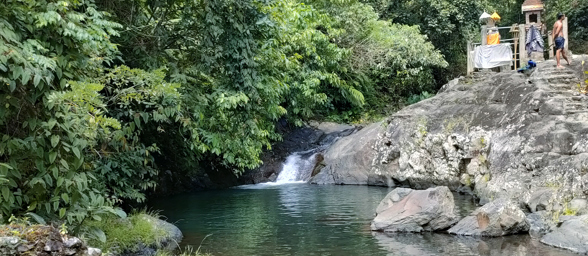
<box><xmin>526</xmin><ymin>211</ymin><xmax>555</xmax><ymax>238</ymax></box>
<box><xmin>371</xmin><ymin>186</ymin><xmax>458</xmax><ymax>232</ymax></box>
<box><xmin>240</xmin><ymin>121</ymin><xmax>356</xmax><ymax>185</ymax></box>
<box><xmin>541</xmin><ymin>215</ymin><xmax>588</xmax><ymax>254</ymax></box>
<box><xmin>448</xmin><ymin>199</ymin><xmax>529</xmax><ymax>236</ymax></box>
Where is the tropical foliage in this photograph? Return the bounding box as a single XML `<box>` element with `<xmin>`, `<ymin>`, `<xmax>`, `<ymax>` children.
<box><xmin>6</xmin><ymin>0</ymin><xmax>585</xmax><ymax>232</ymax></box>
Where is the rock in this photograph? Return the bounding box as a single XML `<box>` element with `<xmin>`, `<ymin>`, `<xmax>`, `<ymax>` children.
<box><xmin>524</xmin><ymin>188</ymin><xmax>555</xmax><ymax>212</ymax></box>
<box><xmin>310</xmin><ymin>56</ymin><xmax>588</xmax><ymax>211</ymax></box>
<box><xmin>17</xmin><ymin>243</ymin><xmax>33</xmax><ymax>253</ymax></box>
<box><xmin>541</xmin><ymin>215</ymin><xmax>588</xmax><ymax>254</ymax></box>
<box><xmin>375</xmin><ymin>188</ymin><xmax>413</xmax><ymax>215</ymax></box>
<box><xmin>371</xmin><ymin>186</ymin><xmax>458</xmax><ymax>232</ymax></box>
<box><xmin>310</xmin><ymin>122</ymin><xmax>386</xmax><ymax>185</ymax></box>
<box><xmin>0</xmin><ymin>236</ymin><xmax>19</xmax><ymax>246</ymax></box>
<box><xmin>448</xmin><ymin>199</ymin><xmax>529</xmax><ymax>236</ymax></box>
<box><xmin>240</xmin><ymin>122</ymin><xmax>356</xmax><ymax>185</ymax></box>
<box><xmin>152</xmin><ymin>217</ymin><xmax>183</xmax><ymax>250</ymax></box>
<box><xmin>64</xmin><ymin>237</ymin><xmax>83</xmax><ymax>248</ymax></box>
<box><xmin>84</xmin><ymin>247</ymin><xmax>102</xmax><ymax>256</ymax></box>
<box><xmin>43</xmin><ymin>240</ymin><xmax>63</xmax><ymax>252</ymax></box>
<box><xmin>569</xmin><ymin>198</ymin><xmax>588</xmax><ymax>215</ymax></box>
<box><xmin>372</xmin><ymin>231</ymin><xmax>567</xmax><ymax>256</ymax></box>
<box><xmin>526</xmin><ymin>211</ymin><xmax>555</xmax><ymax>238</ymax></box>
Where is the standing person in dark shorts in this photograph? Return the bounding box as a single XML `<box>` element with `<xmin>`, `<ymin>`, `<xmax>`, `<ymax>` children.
<box><xmin>552</xmin><ymin>13</ymin><xmax>571</xmax><ymax>68</ymax></box>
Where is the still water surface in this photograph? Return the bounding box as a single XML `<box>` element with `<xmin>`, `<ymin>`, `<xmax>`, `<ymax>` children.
<box><xmin>150</xmin><ymin>184</ymin><xmax>576</xmax><ymax>256</ymax></box>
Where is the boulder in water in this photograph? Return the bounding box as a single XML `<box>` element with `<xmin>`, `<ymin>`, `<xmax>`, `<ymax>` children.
<box><xmin>371</xmin><ymin>186</ymin><xmax>458</xmax><ymax>232</ymax></box>
<box><xmin>541</xmin><ymin>215</ymin><xmax>588</xmax><ymax>254</ymax></box>
<box><xmin>448</xmin><ymin>199</ymin><xmax>529</xmax><ymax>236</ymax></box>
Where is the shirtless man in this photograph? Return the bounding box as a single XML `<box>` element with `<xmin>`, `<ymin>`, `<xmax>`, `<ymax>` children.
<box><xmin>552</xmin><ymin>13</ymin><xmax>571</xmax><ymax>68</ymax></box>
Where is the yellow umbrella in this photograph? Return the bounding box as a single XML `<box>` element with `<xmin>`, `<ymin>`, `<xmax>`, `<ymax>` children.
<box><xmin>491</xmin><ymin>12</ymin><xmax>501</xmax><ymax>21</ymax></box>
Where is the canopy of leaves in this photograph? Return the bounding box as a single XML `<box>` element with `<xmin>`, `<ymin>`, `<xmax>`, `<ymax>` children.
<box><xmin>1</xmin><ymin>0</ymin><xmax>450</xmax><ymax>227</ymax></box>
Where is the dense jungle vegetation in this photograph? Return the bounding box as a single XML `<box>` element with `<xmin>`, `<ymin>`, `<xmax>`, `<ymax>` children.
<box><xmin>0</xmin><ymin>0</ymin><xmax>586</xmax><ymax>236</ymax></box>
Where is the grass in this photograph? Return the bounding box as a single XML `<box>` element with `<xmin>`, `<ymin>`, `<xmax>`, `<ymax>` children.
<box><xmin>83</xmin><ymin>211</ymin><xmax>170</xmax><ymax>254</ymax></box>
<box><xmin>155</xmin><ymin>246</ymin><xmax>213</xmax><ymax>256</ymax></box>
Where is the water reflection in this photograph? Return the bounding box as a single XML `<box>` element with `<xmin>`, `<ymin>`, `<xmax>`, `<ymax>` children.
<box><xmin>372</xmin><ymin>232</ymin><xmax>575</xmax><ymax>256</ymax></box>
<box><xmin>150</xmin><ymin>184</ymin><xmax>577</xmax><ymax>256</ymax></box>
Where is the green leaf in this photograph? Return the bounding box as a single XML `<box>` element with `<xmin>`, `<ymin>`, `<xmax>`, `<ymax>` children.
<box><xmin>61</xmin><ymin>193</ymin><xmax>69</xmax><ymax>203</ymax></box>
<box><xmin>0</xmin><ymin>163</ymin><xmax>13</xmax><ymax>170</ymax></box>
<box><xmin>26</xmin><ymin>212</ymin><xmax>47</xmax><ymax>225</ymax></box>
<box><xmin>92</xmin><ymin>228</ymin><xmax>107</xmax><ymax>243</ymax></box>
<box><xmin>52</xmin><ymin>166</ymin><xmax>59</xmax><ymax>179</ymax></box>
<box><xmin>113</xmin><ymin>207</ymin><xmax>127</xmax><ymax>218</ymax></box>
<box><xmin>50</xmin><ymin>135</ymin><xmax>60</xmax><ymax>148</ymax></box>
<box><xmin>49</xmin><ymin>151</ymin><xmax>57</xmax><ymax>163</ymax></box>
<box><xmin>59</xmin><ymin>208</ymin><xmax>66</xmax><ymax>218</ymax></box>
<box><xmin>1</xmin><ymin>186</ymin><xmax>9</xmax><ymax>201</ymax></box>
<box><xmin>72</xmin><ymin>147</ymin><xmax>80</xmax><ymax>159</ymax></box>
<box><xmin>59</xmin><ymin>159</ymin><xmax>69</xmax><ymax>170</ymax></box>
<box><xmin>33</xmin><ymin>74</ymin><xmax>42</xmax><ymax>87</ymax></box>
<box><xmin>21</xmin><ymin>69</ymin><xmax>32</xmax><ymax>85</ymax></box>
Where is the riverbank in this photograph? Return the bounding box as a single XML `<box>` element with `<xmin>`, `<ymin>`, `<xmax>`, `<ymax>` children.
<box><xmin>0</xmin><ymin>212</ymin><xmax>184</xmax><ymax>256</ymax></box>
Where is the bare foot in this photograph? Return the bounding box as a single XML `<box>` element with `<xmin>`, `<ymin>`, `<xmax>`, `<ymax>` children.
<box><xmin>557</xmin><ymin>65</ymin><xmax>565</xmax><ymax>69</ymax></box>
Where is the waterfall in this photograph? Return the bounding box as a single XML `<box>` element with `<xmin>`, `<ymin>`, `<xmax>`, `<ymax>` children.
<box><xmin>275</xmin><ymin>151</ymin><xmax>317</xmax><ymax>183</ymax></box>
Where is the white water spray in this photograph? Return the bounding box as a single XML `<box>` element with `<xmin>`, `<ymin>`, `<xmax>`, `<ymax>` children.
<box><xmin>275</xmin><ymin>152</ymin><xmax>317</xmax><ymax>183</ymax></box>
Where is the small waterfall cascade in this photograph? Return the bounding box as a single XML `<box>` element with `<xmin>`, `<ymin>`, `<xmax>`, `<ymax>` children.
<box><xmin>275</xmin><ymin>151</ymin><xmax>318</xmax><ymax>183</ymax></box>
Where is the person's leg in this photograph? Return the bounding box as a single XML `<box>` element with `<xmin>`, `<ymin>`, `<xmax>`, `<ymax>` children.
<box><xmin>562</xmin><ymin>48</ymin><xmax>571</xmax><ymax>65</ymax></box>
<box><xmin>556</xmin><ymin>49</ymin><xmax>562</xmax><ymax>68</ymax></box>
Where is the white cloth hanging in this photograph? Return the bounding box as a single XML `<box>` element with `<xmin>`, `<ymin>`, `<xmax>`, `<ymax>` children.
<box><xmin>474</xmin><ymin>43</ymin><xmax>513</xmax><ymax>69</ymax></box>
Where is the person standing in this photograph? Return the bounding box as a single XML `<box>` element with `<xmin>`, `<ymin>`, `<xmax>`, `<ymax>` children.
<box><xmin>552</xmin><ymin>13</ymin><xmax>571</xmax><ymax>68</ymax></box>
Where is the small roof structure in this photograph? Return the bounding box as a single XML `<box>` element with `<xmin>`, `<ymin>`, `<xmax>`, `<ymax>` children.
<box><xmin>491</xmin><ymin>12</ymin><xmax>501</xmax><ymax>21</ymax></box>
<box><xmin>479</xmin><ymin>11</ymin><xmax>491</xmax><ymax>22</ymax></box>
<box><xmin>522</xmin><ymin>0</ymin><xmax>544</xmax><ymax>12</ymax></box>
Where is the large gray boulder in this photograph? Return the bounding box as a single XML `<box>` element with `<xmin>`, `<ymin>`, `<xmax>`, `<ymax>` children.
<box><xmin>311</xmin><ymin>56</ymin><xmax>588</xmax><ymax>211</ymax></box>
<box><xmin>310</xmin><ymin>122</ymin><xmax>385</xmax><ymax>185</ymax></box>
<box><xmin>448</xmin><ymin>199</ymin><xmax>529</xmax><ymax>236</ymax></box>
<box><xmin>371</xmin><ymin>186</ymin><xmax>458</xmax><ymax>232</ymax></box>
<box><xmin>541</xmin><ymin>215</ymin><xmax>588</xmax><ymax>254</ymax></box>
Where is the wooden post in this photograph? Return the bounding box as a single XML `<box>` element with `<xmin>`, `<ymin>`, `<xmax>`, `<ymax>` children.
<box><xmin>519</xmin><ymin>24</ymin><xmax>527</xmax><ymax>67</ymax></box>
<box><xmin>563</xmin><ymin>17</ymin><xmax>569</xmax><ymax>53</ymax></box>
<box><xmin>548</xmin><ymin>31</ymin><xmax>554</xmax><ymax>59</ymax></box>
<box><xmin>467</xmin><ymin>41</ymin><xmax>473</xmax><ymax>75</ymax></box>
<box><xmin>481</xmin><ymin>25</ymin><xmax>488</xmax><ymax>46</ymax></box>
<box><xmin>513</xmin><ymin>38</ymin><xmax>518</xmax><ymax>70</ymax></box>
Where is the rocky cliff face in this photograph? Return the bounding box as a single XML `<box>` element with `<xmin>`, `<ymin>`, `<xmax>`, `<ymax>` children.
<box><xmin>312</xmin><ymin>56</ymin><xmax>588</xmax><ymax>210</ymax></box>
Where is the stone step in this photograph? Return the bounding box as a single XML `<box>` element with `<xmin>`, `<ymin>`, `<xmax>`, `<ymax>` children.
<box><xmin>564</xmin><ymin>103</ymin><xmax>588</xmax><ymax>110</ymax></box>
<box><xmin>540</xmin><ymin>69</ymin><xmax>576</xmax><ymax>75</ymax></box>
<box><xmin>544</xmin><ymin>90</ymin><xmax>575</xmax><ymax>97</ymax></box>
<box><xmin>565</xmin><ymin>109</ymin><xmax>588</xmax><ymax>114</ymax></box>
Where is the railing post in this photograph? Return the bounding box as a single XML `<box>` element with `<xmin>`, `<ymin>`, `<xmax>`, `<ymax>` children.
<box><xmin>548</xmin><ymin>31</ymin><xmax>554</xmax><ymax>59</ymax></box>
<box><xmin>467</xmin><ymin>41</ymin><xmax>473</xmax><ymax>75</ymax></box>
<box><xmin>563</xmin><ymin>17</ymin><xmax>569</xmax><ymax>53</ymax></box>
<box><xmin>519</xmin><ymin>24</ymin><xmax>527</xmax><ymax>67</ymax></box>
<box><xmin>481</xmin><ymin>25</ymin><xmax>488</xmax><ymax>46</ymax></box>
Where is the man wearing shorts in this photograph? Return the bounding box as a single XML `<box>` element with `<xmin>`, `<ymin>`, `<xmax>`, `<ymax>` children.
<box><xmin>552</xmin><ymin>13</ymin><xmax>571</xmax><ymax>68</ymax></box>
